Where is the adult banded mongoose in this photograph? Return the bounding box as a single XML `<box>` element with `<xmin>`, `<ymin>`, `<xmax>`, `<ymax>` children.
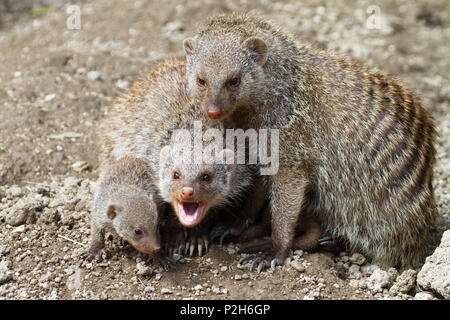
<box><xmin>182</xmin><ymin>13</ymin><xmax>437</xmax><ymax>269</ymax></box>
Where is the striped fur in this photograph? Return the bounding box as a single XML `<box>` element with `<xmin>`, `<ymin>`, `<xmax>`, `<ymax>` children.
<box><xmin>185</xmin><ymin>13</ymin><xmax>437</xmax><ymax>268</ymax></box>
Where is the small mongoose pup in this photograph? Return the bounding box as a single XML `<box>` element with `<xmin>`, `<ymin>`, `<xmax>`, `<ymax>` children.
<box><xmin>82</xmin><ymin>156</ymin><xmax>172</xmax><ymax>267</ymax></box>
<box><xmin>99</xmin><ymin>58</ymin><xmax>268</xmax><ymax>254</ymax></box>
<box><xmin>183</xmin><ymin>13</ymin><xmax>436</xmax><ymax>269</ymax></box>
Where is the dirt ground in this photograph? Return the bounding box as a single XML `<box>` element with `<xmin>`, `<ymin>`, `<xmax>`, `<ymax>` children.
<box><xmin>0</xmin><ymin>0</ymin><xmax>449</xmax><ymax>300</ymax></box>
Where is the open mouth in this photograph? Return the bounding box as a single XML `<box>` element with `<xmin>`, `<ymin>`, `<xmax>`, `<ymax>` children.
<box><xmin>177</xmin><ymin>201</ymin><xmax>205</xmax><ymax>227</ymax></box>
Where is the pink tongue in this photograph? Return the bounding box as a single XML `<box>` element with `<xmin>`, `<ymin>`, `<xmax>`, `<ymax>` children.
<box><xmin>183</xmin><ymin>202</ymin><xmax>199</xmax><ymax>215</ymax></box>
<box><xmin>178</xmin><ymin>202</ymin><xmax>204</xmax><ymax>226</ymax></box>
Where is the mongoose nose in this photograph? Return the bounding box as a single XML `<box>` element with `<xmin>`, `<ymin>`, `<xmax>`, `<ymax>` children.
<box><xmin>181</xmin><ymin>187</ymin><xmax>194</xmax><ymax>200</ymax></box>
<box><xmin>207</xmin><ymin>108</ymin><xmax>223</xmax><ymax>119</ymax></box>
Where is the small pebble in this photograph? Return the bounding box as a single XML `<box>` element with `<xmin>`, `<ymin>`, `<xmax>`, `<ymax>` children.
<box><xmin>290</xmin><ymin>260</ymin><xmax>305</xmax><ymax>273</ymax></box>
<box><xmin>144</xmin><ymin>286</ymin><xmax>155</xmax><ymax>293</ymax></box>
<box><xmin>161</xmin><ymin>288</ymin><xmax>172</xmax><ymax>294</ymax></box>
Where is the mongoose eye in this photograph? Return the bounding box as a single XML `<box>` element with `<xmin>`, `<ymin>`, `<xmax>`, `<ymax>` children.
<box><xmin>173</xmin><ymin>171</ymin><xmax>180</xmax><ymax>180</ymax></box>
<box><xmin>134</xmin><ymin>229</ymin><xmax>143</xmax><ymax>236</ymax></box>
<box><xmin>197</xmin><ymin>77</ymin><xmax>207</xmax><ymax>87</ymax></box>
<box><xmin>201</xmin><ymin>173</ymin><xmax>211</xmax><ymax>182</ymax></box>
<box><xmin>229</xmin><ymin>77</ymin><xmax>241</xmax><ymax>89</ymax></box>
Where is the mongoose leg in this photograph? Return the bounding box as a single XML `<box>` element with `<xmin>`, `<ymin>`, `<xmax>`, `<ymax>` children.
<box><xmin>239</xmin><ymin>173</ymin><xmax>308</xmax><ymax>272</ymax></box>
<box><xmin>209</xmin><ymin>176</ymin><xmax>269</xmax><ymax>245</ymax></box>
<box><xmin>162</xmin><ymin>214</ymin><xmax>186</xmax><ymax>256</ymax></box>
<box><xmin>81</xmin><ymin>223</ymin><xmax>105</xmax><ymax>262</ymax></box>
<box><xmin>234</xmin><ymin>201</ymin><xmax>271</xmax><ymax>243</ymax></box>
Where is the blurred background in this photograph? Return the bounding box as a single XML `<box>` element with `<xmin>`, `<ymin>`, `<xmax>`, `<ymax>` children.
<box><xmin>0</xmin><ymin>0</ymin><xmax>448</xmax><ymax>186</ymax></box>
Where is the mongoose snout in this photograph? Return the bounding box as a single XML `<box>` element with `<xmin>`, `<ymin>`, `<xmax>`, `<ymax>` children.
<box><xmin>206</xmin><ymin>107</ymin><xmax>223</xmax><ymax>119</ymax></box>
<box><xmin>181</xmin><ymin>186</ymin><xmax>194</xmax><ymax>200</ymax></box>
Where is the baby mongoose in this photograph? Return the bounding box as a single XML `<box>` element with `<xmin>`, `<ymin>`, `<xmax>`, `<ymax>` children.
<box><xmin>82</xmin><ymin>156</ymin><xmax>171</xmax><ymax>267</ymax></box>
<box><xmin>183</xmin><ymin>13</ymin><xmax>436</xmax><ymax>269</ymax></box>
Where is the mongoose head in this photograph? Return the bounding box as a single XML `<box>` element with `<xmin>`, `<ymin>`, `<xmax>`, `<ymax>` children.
<box><xmin>183</xmin><ymin>34</ymin><xmax>268</xmax><ymax>120</ymax></box>
<box><xmin>106</xmin><ymin>193</ymin><xmax>161</xmax><ymax>254</ymax></box>
<box><xmin>158</xmin><ymin>145</ymin><xmax>237</xmax><ymax>227</ymax></box>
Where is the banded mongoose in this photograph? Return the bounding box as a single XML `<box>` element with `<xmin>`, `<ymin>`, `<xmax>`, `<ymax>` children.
<box><xmin>183</xmin><ymin>13</ymin><xmax>437</xmax><ymax>269</ymax></box>
<box><xmin>82</xmin><ymin>156</ymin><xmax>172</xmax><ymax>268</ymax></box>
<box><xmin>99</xmin><ymin>58</ymin><xmax>268</xmax><ymax>254</ymax></box>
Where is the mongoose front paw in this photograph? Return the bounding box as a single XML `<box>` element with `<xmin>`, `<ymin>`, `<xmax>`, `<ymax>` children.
<box><xmin>209</xmin><ymin>221</ymin><xmax>244</xmax><ymax>245</ymax></box>
<box><xmin>237</xmin><ymin>240</ymin><xmax>287</xmax><ymax>273</ymax></box>
<box><xmin>146</xmin><ymin>252</ymin><xmax>176</xmax><ymax>271</ymax></box>
<box><xmin>168</xmin><ymin>234</ymin><xmax>209</xmax><ymax>257</ymax></box>
<box><xmin>81</xmin><ymin>248</ymin><xmax>104</xmax><ymax>262</ymax></box>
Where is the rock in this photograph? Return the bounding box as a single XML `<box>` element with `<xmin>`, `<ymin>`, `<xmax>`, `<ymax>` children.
<box><xmin>44</xmin><ymin>93</ymin><xmax>56</xmax><ymax>102</ymax></box>
<box><xmin>349</xmin><ymin>253</ymin><xmax>366</xmax><ymax>266</ymax></box>
<box><xmin>5</xmin><ymin>194</ymin><xmax>43</xmax><ymax>226</ymax></box>
<box><xmin>414</xmin><ymin>292</ymin><xmax>436</xmax><ymax>300</ymax></box>
<box><xmin>87</xmin><ymin>70</ymin><xmax>101</xmax><ymax>80</ymax></box>
<box><xmin>348</xmin><ymin>264</ymin><xmax>362</xmax><ymax>279</ymax></box>
<box><xmin>194</xmin><ymin>284</ymin><xmax>203</xmax><ymax>291</ymax></box>
<box><xmin>366</xmin><ymin>269</ymin><xmax>391</xmax><ymax>292</ymax></box>
<box><xmin>144</xmin><ymin>285</ymin><xmax>155</xmax><ymax>293</ymax></box>
<box><xmin>361</xmin><ymin>264</ymin><xmax>380</xmax><ymax>275</ymax></box>
<box><xmin>290</xmin><ymin>260</ymin><xmax>305</xmax><ymax>273</ymax></box>
<box><xmin>0</xmin><ymin>245</ymin><xmax>11</xmax><ymax>256</ymax></box>
<box><xmin>115</xmin><ymin>79</ymin><xmax>129</xmax><ymax>89</ymax></box>
<box><xmin>136</xmin><ymin>264</ymin><xmax>153</xmax><ymax>277</ymax></box>
<box><xmin>0</xmin><ymin>260</ymin><xmax>14</xmax><ymax>284</ymax></box>
<box><xmin>37</xmin><ymin>208</ymin><xmax>60</xmax><ymax>224</ymax></box>
<box><xmin>11</xmin><ymin>225</ymin><xmax>25</xmax><ymax>234</ymax></box>
<box><xmin>417</xmin><ymin>230</ymin><xmax>450</xmax><ymax>299</ymax></box>
<box><xmin>293</xmin><ymin>250</ymin><xmax>303</xmax><ymax>257</ymax></box>
<box><xmin>387</xmin><ymin>267</ymin><xmax>399</xmax><ymax>283</ymax></box>
<box><xmin>161</xmin><ymin>288</ymin><xmax>172</xmax><ymax>294</ymax></box>
<box><xmin>220</xmin><ymin>266</ymin><xmax>228</xmax><ymax>272</ymax></box>
<box><xmin>388</xmin><ymin>269</ymin><xmax>416</xmax><ymax>295</ymax></box>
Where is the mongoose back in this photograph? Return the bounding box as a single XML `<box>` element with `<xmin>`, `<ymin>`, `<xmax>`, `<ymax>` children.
<box><xmin>183</xmin><ymin>13</ymin><xmax>437</xmax><ymax>268</ymax></box>
<box><xmin>82</xmin><ymin>156</ymin><xmax>162</xmax><ymax>262</ymax></box>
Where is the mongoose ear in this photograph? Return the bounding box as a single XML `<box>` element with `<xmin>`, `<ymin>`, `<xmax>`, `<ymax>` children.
<box><xmin>183</xmin><ymin>37</ymin><xmax>197</xmax><ymax>55</ymax></box>
<box><xmin>242</xmin><ymin>37</ymin><xmax>268</xmax><ymax>66</ymax></box>
<box><xmin>107</xmin><ymin>204</ymin><xmax>119</xmax><ymax>220</ymax></box>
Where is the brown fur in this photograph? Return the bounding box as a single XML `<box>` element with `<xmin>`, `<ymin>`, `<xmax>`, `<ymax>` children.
<box><xmin>83</xmin><ymin>156</ymin><xmax>163</xmax><ymax>261</ymax></box>
<box><xmin>183</xmin><ymin>13</ymin><xmax>437</xmax><ymax>268</ymax></box>
<box><xmin>97</xmin><ymin>58</ymin><xmax>268</xmax><ymax>252</ymax></box>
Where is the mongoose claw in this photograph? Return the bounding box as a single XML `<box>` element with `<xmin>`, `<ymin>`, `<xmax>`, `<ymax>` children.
<box><xmin>237</xmin><ymin>240</ymin><xmax>286</xmax><ymax>273</ymax></box>
<box><xmin>238</xmin><ymin>254</ymin><xmax>257</xmax><ymax>267</ymax></box>
<box><xmin>318</xmin><ymin>235</ymin><xmax>344</xmax><ymax>253</ymax></box>
<box><xmin>209</xmin><ymin>222</ymin><xmax>244</xmax><ymax>245</ymax></box>
<box><xmin>209</xmin><ymin>225</ymin><xmax>228</xmax><ymax>242</ymax></box>
<box><xmin>81</xmin><ymin>245</ymin><xmax>104</xmax><ymax>263</ymax></box>
<box><xmin>146</xmin><ymin>253</ymin><xmax>175</xmax><ymax>271</ymax></box>
<box><xmin>250</xmin><ymin>257</ymin><xmax>262</xmax><ymax>272</ymax></box>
